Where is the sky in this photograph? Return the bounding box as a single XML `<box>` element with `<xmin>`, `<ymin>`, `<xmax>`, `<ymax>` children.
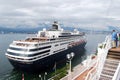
<box><xmin>0</xmin><ymin>0</ymin><xmax>120</xmax><ymax>29</ymax></box>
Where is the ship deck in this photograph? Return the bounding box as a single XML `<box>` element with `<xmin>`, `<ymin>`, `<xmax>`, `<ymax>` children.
<box><xmin>99</xmin><ymin>47</ymin><xmax>120</xmax><ymax>80</ymax></box>
<box><xmin>24</xmin><ymin>37</ymin><xmax>48</xmax><ymax>42</ymax></box>
<box><xmin>108</xmin><ymin>47</ymin><xmax>120</xmax><ymax>60</ymax></box>
<box><xmin>14</xmin><ymin>37</ymin><xmax>49</xmax><ymax>46</ymax></box>
<box><xmin>109</xmin><ymin>47</ymin><xmax>120</xmax><ymax>52</ymax></box>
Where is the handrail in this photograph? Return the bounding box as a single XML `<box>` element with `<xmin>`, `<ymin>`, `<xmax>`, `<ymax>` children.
<box><xmin>85</xmin><ymin>59</ymin><xmax>98</xmax><ymax>80</ymax></box>
<box><xmin>112</xmin><ymin>62</ymin><xmax>120</xmax><ymax>80</ymax></box>
<box><xmin>102</xmin><ymin>35</ymin><xmax>112</xmax><ymax>50</ymax></box>
<box><xmin>97</xmin><ymin>35</ymin><xmax>112</xmax><ymax>80</ymax></box>
<box><xmin>104</xmin><ymin>35</ymin><xmax>112</xmax><ymax>50</ymax></box>
<box><xmin>89</xmin><ymin>64</ymin><xmax>98</xmax><ymax>80</ymax></box>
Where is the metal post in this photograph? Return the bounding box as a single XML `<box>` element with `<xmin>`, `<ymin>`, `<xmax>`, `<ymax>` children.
<box><xmin>69</xmin><ymin>59</ymin><xmax>72</xmax><ymax>80</ymax></box>
<box><xmin>44</xmin><ymin>72</ymin><xmax>47</xmax><ymax>80</ymax></box>
<box><xmin>70</xmin><ymin>59</ymin><xmax>72</xmax><ymax>73</ymax></box>
<box><xmin>55</xmin><ymin>62</ymin><xmax>56</xmax><ymax>76</ymax></box>
<box><xmin>39</xmin><ymin>75</ymin><xmax>42</xmax><ymax>80</ymax></box>
<box><xmin>66</xmin><ymin>52</ymin><xmax>74</xmax><ymax>80</ymax></box>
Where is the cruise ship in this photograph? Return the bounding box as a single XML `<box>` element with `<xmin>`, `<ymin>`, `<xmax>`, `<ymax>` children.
<box><xmin>5</xmin><ymin>21</ymin><xmax>86</xmax><ymax>72</ymax></box>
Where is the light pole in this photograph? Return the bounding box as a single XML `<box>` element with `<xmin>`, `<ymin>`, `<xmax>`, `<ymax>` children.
<box><xmin>66</xmin><ymin>52</ymin><xmax>75</xmax><ymax>80</ymax></box>
<box><xmin>44</xmin><ymin>72</ymin><xmax>47</xmax><ymax>80</ymax></box>
<box><xmin>39</xmin><ymin>74</ymin><xmax>42</xmax><ymax>80</ymax></box>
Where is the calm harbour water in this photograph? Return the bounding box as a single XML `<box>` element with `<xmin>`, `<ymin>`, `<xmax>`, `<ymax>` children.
<box><xmin>0</xmin><ymin>33</ymin><xmax>107</xmax><ymax>80</ymax></box>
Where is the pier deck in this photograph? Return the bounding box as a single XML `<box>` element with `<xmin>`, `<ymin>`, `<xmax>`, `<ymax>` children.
<box><xmin>60</xmin><ymin>63</ymin><xmax>86</xmax><ymax>80</ymax></box>
<box><xmin>61</xmin><ymin>47</ymin><xmax>120</xmax><ymax>80</ymax></box>
<box><xmin>61</xmin><ymin>56</ymin><xmax>97</xmax><ymax>80</ymax></box>
<box><xmin>75</xmin><ymin>64</ymin><xmax>96</xmax><ymax>80</ymax></box>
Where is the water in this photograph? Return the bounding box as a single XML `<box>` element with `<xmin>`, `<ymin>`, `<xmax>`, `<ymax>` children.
<box><xmin>0</xmin><ymin>33</ymin><xmax>107</xmax><ymax>80</ymax></box>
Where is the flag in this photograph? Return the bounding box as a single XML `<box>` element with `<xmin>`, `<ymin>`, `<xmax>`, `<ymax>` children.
<box><xmin>22</xmin><ymin>74</ymin><xmax>24</xmax><ymax>80</ymax></box>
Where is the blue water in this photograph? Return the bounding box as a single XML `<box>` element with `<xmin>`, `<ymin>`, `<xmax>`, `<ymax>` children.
<box><xmin>0</xmin><ymin>33</ymin><xmax>107</xmax><ymax>80</ymax></box>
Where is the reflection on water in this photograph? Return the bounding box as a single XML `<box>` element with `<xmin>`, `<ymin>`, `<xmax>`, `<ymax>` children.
<box><xmin>0</xmin><ymin>34</ymin><xmax>106</xmax><ymax>80</ymax></box>
<box><xmin>72</xmin><ymin>48</ymin><xmax>87</xmax><ymax>67</ymax></box>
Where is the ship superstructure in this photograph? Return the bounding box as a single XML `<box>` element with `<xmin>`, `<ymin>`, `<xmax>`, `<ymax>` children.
<box><xmin>5</xmin><ymin>21</ymin><xmax>86</xmax><ymax>72</ymax></box>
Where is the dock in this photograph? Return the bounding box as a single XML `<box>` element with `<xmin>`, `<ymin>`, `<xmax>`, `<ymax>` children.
<box><xmin>60</xmin><ymin>47</ymin><xmax>120</xmax><ymax>80</ymax></box>
<box><xmin>60</xmin><ymin>55</ymin><xmax>97</xmax><ymax>80</ymax></box>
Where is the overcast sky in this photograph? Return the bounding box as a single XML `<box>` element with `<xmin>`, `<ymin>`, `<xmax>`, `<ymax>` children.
<box><xmin>0</xmin><ymin>0</ymin><xmax>120</xmax><ymax>29</ymax></box>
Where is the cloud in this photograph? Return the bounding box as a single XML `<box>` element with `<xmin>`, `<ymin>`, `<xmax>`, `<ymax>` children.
<box><xmin>0</xmin><ymin>0</ymin><xmax>120</xmax><ymax>29</ymax></box>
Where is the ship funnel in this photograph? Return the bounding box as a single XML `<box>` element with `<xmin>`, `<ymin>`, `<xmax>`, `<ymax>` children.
<box><xmin>52</xmin><ymin>21</ymin><xmax>61</xmax><ymax>30</ymax></box>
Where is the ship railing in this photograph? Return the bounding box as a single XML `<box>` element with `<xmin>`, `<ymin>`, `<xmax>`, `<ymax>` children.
<box><xmin>112</xmin><ymin>62</ymin><xmax>120</xmax><ymax>80</ymax></box>
<box><xmin>96</xmin><ymin>35</ymin><xmax>112</xmax><ymax>80</ymax></box>
<box><xmin>102</xmin><ymin>35</ymin><xmax>112</xmax><ymax>50</ymax></box>
<box><xmin>13</xmin><ymin>41</ymin><xmax>38</xmax><ymax>44</ymax></box>
<box><xmin>84</xmin><ymin>59</ymin><xmax>98</xmax><ymax>80</ymax></box>
<box><xmin>71</xmin><ymin>54</ymin><xmax>97</xmax><ymax>80</ymax></box>
<box><xmin>12</xmin><ymin>41</ymin><xmax>38</xmax><ymax>47</ymax></box>
<box><xmin>85</xmin><ymin>54</ymin><xmax>98</xmax><ymax>70</ymax></box>
<box><xmin>96</xmin><ymin>47</ymin><xmax>108</xmax><ymax>80</ymax></box>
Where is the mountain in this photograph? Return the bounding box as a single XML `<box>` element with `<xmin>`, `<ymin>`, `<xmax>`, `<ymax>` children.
<box><xmin>0</xmin><ymin>25</ymin><xmax>48</xmax><ymax>34</ymax></box>
<box><xmin>0</xmin><ymin>26</ymin><xmax>39</xmax><ymax>33</ymax></box>
<box><xmin>108</xmin><ymin>26</ymin><xmax>120</xmax><ymax>32</ymax></box>
<box><xmin>0</xmin><ymin>24</ymin><xmax>113</xmax><ymax>34</ymax></box>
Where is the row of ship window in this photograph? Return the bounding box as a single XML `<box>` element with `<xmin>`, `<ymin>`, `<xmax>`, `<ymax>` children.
<box><xmin>7</xmin><ymin>50</ymin><xmax>50</xmax><ymax>57</ymax></box>
<box><xmin>55</xmin><ymin>42</ymin><xmax>70</xmax><ymax>47</ymax></box>
<box><xmin>9</xmin><ymin>46</ymin><xmax>51</xmax><ymax>51</ymax></box>
<box><xmin>53</xmin><ymin>48</ymin><xmax>66</xmax><ymax>53</ymax></box>
<box><xmin>8</xmin><ymin>53</ymin><xmax>49</xmax><ymax>61</ymax></box>
<box><xmin>35</xmin><ymin>38</ymin><xmax>76</xmax><ymax>46</ymax></box>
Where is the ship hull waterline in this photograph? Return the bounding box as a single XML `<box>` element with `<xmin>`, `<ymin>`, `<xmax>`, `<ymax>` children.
<box><xmin>7</xmin><ymin>42</ymin><xmax>86</xmax><ymax>72</ymax></box>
